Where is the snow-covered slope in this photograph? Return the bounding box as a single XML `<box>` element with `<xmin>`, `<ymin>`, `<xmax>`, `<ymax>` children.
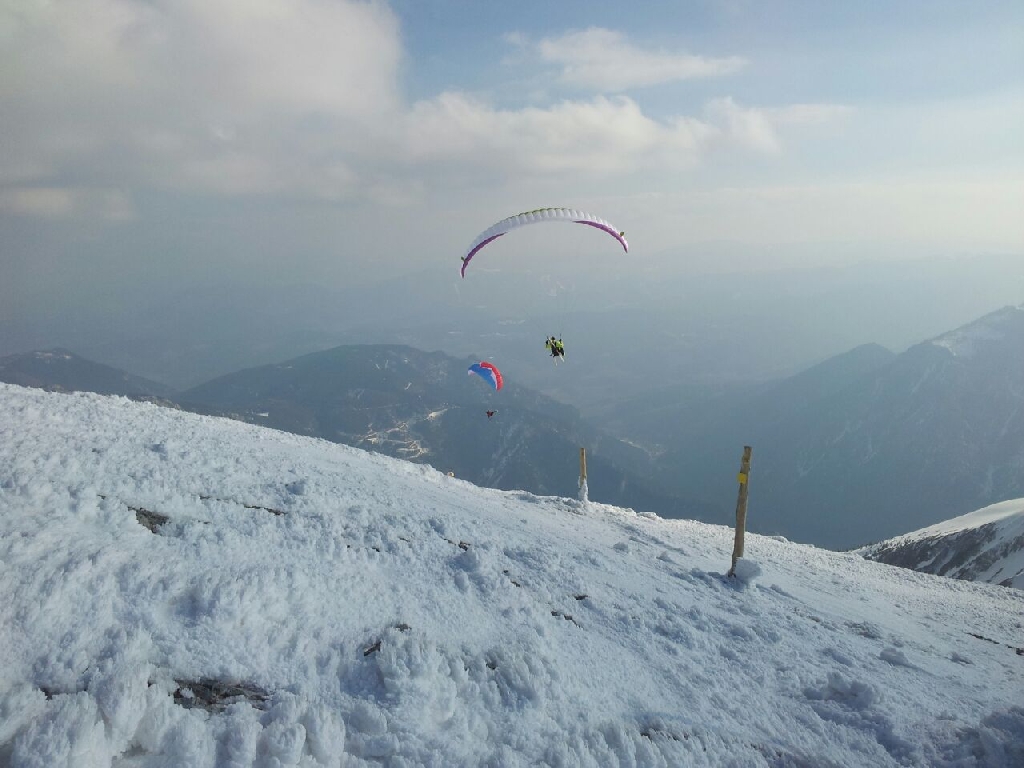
<box><xmin>931</xmin><ymin>305</ymin><xmax>1024</xmax><ymax>359</ymax></box>
<box><xmin>859</xmin><ymin>500</ymin><xmax>1024</xmax><ymax>590</ymax></box>
<box><xmin>1</xmin><ymin>383</ymin><xmax>1022</xmax><ymax>767</ymax></box>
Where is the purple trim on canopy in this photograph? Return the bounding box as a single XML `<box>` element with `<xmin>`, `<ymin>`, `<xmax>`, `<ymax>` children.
<box><xmin>574</xmin><ymin>220</ymin><xmax>628</xmax><ymax>252</ymax></box>
<box><xmin>461</xmin><ymin>233</ymin><xmax>505</xmax><ymax>277</ymax></box>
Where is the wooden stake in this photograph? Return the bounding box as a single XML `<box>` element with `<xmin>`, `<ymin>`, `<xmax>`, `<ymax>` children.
<box><xmin>728</xmin><ymin>446</ymin><xmax>752</xmax><ymax>577</ymax></box>
<box><xmin>579</xmin><ymin>447</ymin><xmax>587</xmax><ymax>486</ymax></box>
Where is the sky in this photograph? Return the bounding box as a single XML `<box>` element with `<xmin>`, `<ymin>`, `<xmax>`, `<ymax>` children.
<box><xmin>2</xmin><ymin>381</ymin><xmax>1023</xmax><ymax>766</ymax></box>
<box><xmin>2</xmin><ymin>0</ymin><xmax>1023</xmax><ymax>372</ymax></box>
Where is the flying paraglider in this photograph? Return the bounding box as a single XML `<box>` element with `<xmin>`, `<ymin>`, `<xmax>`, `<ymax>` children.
<box><xmin>460</xmin><ymin>208</ymin><xmax>628</xmax><ymax>277</ymax></box>
<box><xmin>468</xmin><ymin>361</ymin><xmax>503</xmax><ymax>391</ymax></box>
<box><xmin>545</xmin><ymin>336</ymin><xmax>565</xmax><ymax>361</ymax></box>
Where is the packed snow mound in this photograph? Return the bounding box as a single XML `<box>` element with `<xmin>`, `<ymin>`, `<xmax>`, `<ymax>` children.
<box><xmin>2</xmin><ymin>383</ymin><xmax>1023</xmax><ymax>767</ymax></box>
<box><xmin>859</xmin><ymin>499</ymin><xmax>1024</xmax><ymax>589</ymax></box>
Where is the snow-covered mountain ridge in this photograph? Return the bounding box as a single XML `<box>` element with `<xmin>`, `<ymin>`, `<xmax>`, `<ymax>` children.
<box><xmin>1</xmin><ymin>383</ymin><xmax>1022</xmax><ymax>767</ymax></box>
<box><xmin>858</xmin><ymin>500</ymin><xmax>1024</xmax><ymax>590</ymax></box>
<box><xmin>930</xmin><ymin>305</ymin><xmax>1024</xmax><ymax>359</ymax></box>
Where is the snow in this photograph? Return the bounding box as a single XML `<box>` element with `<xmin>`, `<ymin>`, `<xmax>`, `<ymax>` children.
<box><xmin>930</xmin><ymin>305</ymin><xmax>1024</xmax><ymax>358</ymax></box>
<box><xmin>860</xmin><ymin>500</ymin><xmax>1024</xmax><ymax>589</ymax></box>
<box><xmin>2</xmin><ymin>382</ymin><xmax>1023</xmax><ymax>767</ymax></box>
<box><xmin>905</xmin><ymin>499</ymin><xmax>1024</xmax><ymax>539</ymax></box>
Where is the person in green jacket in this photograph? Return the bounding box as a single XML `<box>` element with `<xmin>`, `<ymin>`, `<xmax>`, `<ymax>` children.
<box><xmin>545</xmin><ymin>336</ymin><xmax>565</xmax><ymax>360</ymax></box>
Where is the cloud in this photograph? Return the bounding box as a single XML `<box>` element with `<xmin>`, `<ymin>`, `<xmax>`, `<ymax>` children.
<box><xmin>0</xmin><ymin>188</ymin><xmax>78</xmax><ymax>218</ymax></box>
<box><xmin>0</xmin><ymin>187</ymin><xmax>134</xmax><ymax>220</ymax></box>
<box><xmin>703</xmin><ymin>97</ymin><xmax>782</xmax><ymax>153</ymax></box>
<box><xmin>0</xmin><ymin>2</ymin><xmax>845</xmax><ymax>214</ymax></box>
<box><xmin>2</xmin><ymin>0</ymin><xmax>402</xmax><ymax>119</ymax></box>
<box><xmin>696</xmin><ymin>99</ymin><xmax>852</xmax><ymax>155</ymax></box>
<box><xmin>0</xmin><ymin>0</ymin><xmax>401</xmax><ymax>204</ymax></box>
<box><xmin>537</xmin><ymin>27</ymin><xmax>746</xmax><ymax>91</ymax></box>
<box><xmin>403</xmin><ymin>92</ymin><xmax>714</xmax><ymax>177</ymax></box>
<box><xmin>400</xmin><ymin>91</ymin><xmax>850</xmax><ymax>180</ymax></box>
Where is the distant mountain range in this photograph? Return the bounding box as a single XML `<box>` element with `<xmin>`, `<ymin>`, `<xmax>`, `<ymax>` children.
<box><xmin>0</xmin><ymin>345</ymin><xmax>708</xmax><ymax>521</ymax></box>
<box><xmin>175</xmin><ymin>345</ymin><xmax>709</xmax><ymax>518</ymax></box>
<box><xmin>650</xmin><ymin>305</ymin><xmax>1024</xmax><ymax>549</ymax></box>
<box><xmin>0</xmin><ymin>349</ymin><xmax>176</xmax><ymax>400</ymax></box>
<box><xmin>5</xmin><ymin>303</ymin><xmax>1023</xmax><ymax>550</ymax></box>
<box><xmin>858</xmin><ymin>499</ymin><xmax>1024</xmax><ymax>589</ymax></box>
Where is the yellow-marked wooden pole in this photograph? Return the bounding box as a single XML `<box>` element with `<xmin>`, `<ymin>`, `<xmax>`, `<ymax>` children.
<box><xmin>577</xmin><ymin>447</ymin><xmax>589</xmax><ymax>503</ymax></box>
<box><xmin>728</xmin><ymin>446</ymin><xmax>752</xmax><ymax>577</ymax></box>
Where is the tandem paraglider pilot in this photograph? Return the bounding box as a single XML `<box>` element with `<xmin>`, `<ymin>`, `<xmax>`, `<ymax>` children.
<box><xmin>545</xmin><ymin>336</ymin><xmax>565</xmax><ymax>359</ymax></box>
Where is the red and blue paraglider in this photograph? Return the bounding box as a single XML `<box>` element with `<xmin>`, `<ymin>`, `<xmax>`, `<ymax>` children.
<box><xmin>468</xmin><ymin>361</ymin><xmax>503</xmax><ymax>391</ymax></box>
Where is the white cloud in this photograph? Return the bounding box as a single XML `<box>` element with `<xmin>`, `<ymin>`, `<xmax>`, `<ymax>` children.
<box><xmin>696</xmin><ymin>99</ymin><xmax>852</xmax><ymax>155</ymax></box>
<box><xmin>0</xmin><ymin>0</ymin><xmax>402</xmax><ymax>203</ymax></box>
<box><xmin>537</xmin><ymin>27</ymin><xmax>746</xmax><ymax>91</ymax></box>
<box><xmin>0</xmin><ymin>188</ymin><xmax>77</xmax><ymax>218</ymax></box>
<box><xmin>1</xmin><ymin>0</ymin><xmax>403</xmax><ymax>117</ymax></box>
<box><xmin>395</xmin><ymin>91</ymin><xmax>847</xmax><ymax>183</ymax></box>
<box><xmin>0</xmin><ymin>187</ymin><xmax>134</xmax><ymax>220</ymax></box>
<box><xmin>704</xmin><ymin>97</ymin><xmax>782</xmax><ymax>153</ymax></box>
<box><xmin>0</xmin><ymin>2</ymin><xmax>848</xmax><ymax>214</ymax></box>
<box><xmin>403</xmin><ymin>92</ymin><xmax>714</xmax><ymax>177</ymax></box>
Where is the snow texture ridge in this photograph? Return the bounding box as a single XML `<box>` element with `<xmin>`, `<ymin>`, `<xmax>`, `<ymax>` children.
<box><xmin>1</xmin><ymin>383</ymin><xmax>1023</xmax><ymax>767</ymax></box>
<box><xmin>930</xmin><ymin>304</ymin><xmax>1024</xmax><ymax>359</ymax></box>
<box><xmin>859</xmin><ymin>499</ymin><xmax>1024</xmax><ymax>589</ymax></box>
